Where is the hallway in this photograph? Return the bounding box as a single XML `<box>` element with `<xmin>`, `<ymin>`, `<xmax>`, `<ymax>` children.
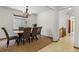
<box><xmin>38</xmin><ymin>34</ymin><xmax>79</xmax><ymax>52</ymax></box>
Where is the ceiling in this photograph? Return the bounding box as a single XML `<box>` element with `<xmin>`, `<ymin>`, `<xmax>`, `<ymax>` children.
<box><xmin>7</xmin><ymin>6</ymin><xmax>72</xmax><ymax>14</ymax></box>
<box><xmin>7</xmin><ymin>6</ymin><xmax>50</xmax><ymax>14</ymax></box>
<box><xmin>49</xmin><ymin>6</ymin><xmax>72</xmax><ymax>10</ymax></box>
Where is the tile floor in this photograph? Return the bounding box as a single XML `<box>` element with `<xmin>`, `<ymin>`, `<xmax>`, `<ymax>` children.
<box><xmin>38</xmin><ymin>34</ymin><xmax>79</xmax><ymax>52</ymax></box>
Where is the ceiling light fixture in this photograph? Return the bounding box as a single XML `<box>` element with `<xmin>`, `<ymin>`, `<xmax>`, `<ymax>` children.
<box><xmin>14</xmin><ymin>6</ymin><xmax>31</xmax><ymax>18</ymax></box>
<box><xmin>23</xmin><ymin>6</ymin><xmax>31</xmax><ymax>18</ymax></box>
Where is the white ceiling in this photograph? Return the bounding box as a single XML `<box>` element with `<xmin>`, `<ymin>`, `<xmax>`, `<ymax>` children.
<box><xmin>49</xmin><ymin>6</ymin><xmax>72</xmax><ymax>10</ymax></box>
<box><xmin>7</xmin><ymin>6</ymin><xmax>72</xmax><ymax>14</ymax></box>
<box><xmin>7</xmin><ymin>6</ymin><xmax>50</xmax><ymax>14</ymax></box>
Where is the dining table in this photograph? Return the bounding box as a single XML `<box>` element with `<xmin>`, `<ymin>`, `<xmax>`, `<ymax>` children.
<box><xmin>13</xmin><ymin>28</ymin><xmax>33</xmax><ymax>44</ymax></box>
<box><xmin>14</xmin><ymin>30</ymin><xmax>24</xmax><ymax>45</ymax></box>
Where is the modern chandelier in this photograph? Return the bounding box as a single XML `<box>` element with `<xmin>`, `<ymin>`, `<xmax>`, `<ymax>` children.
<box><xmin>23</xmin><ymin>6</ymin><xmax>31</xmax><ymax>18</ymax></box>
<box><xmin>14</xmin><ymin>6</ymin><xmax>31</xmax><ymax>18</ymax></box>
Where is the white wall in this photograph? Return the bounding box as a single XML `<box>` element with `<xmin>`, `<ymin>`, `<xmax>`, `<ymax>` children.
<box><xmin>73</xmin><ymin>7</ymin><xmax>79</xmax><ymax>47</ymax></box>
<box><xmin>0</xmin><ymin>7</ymin><xmax>37</xmax><ymax>38</ymax></box>
<box><xmin>58</xmin><ymin>9</ymin><xmax>69</xmax><ymax>34</ymax></box>
<box><xmin>37</xmin><ymin>9</ymin><xmax>59</xmax><ymax>40</ymax></box>
<box><xmin>58</xmin><ymin>10</ymin><xmax>68</xmax><ymax>28</ymax></box>
<box><xmin>0</xmin><ymin>7</ymin><xmax>21</xmax><ymax>38</ymax></box>
<box><xmin>26</xmin><ymin>14</ymin><xmax>37</xmax><ymax>27</ymax></box>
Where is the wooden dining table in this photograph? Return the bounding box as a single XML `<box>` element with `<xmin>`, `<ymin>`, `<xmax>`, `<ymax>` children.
<box><xmin>14</xmin><ymin>30</ymin><xmax>24</xmax><ymax>45</ymax></box>
<box><xmin>13</xmin><ymin>29</ymin><xmax>33</xmax><ymax>44</ymax></box>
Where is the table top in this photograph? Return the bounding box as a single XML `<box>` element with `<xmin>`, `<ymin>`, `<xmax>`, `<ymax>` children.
<box><xmin>13</xmin><ymin>28</ymin><xmax>33</xmax><ymax>34</ymax></box>
<box><xmin>14</xmin><ymin>30</ymin><xmax>24</xmax><ymax>33</ymax></box>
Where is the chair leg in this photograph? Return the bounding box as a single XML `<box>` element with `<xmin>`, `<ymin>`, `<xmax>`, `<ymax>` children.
<box><xmin>40</xmin><ymin>34</ymin><xmax>41</xmax><ymax>37</ymax></box>
<box><xmin>31</xmin><ymin>37</ymin><xmax>34</xmax><ymax>42</ymax></box>
<box><xmin>16</xmin><ymin>38</ymin><xmax>19</xmax><ymax>45</ymax></box>
<box><xmin>16</xmin><ymin>38</ymin><xmax>18</xmax><ymax>44</ymax></box>
<box><xmin>36</xmin><ymin>36</ymin><xmax>38</xmax><ymax>39</ymax></box>
<box><xmin>23</xmin><ymin>40</ymin><xmax>25</xmax><ymax>45</ymax></box>
<box><xmin>7</xmin><ymin>40</ymin><xmax>9</xmax><ymax>48</ymax></box>
<box><xmin>28</xmin><ymin>38</ymin><xmax>30</xmax><ymax>43</ymax></box>
<box><xmin>36</xmin><ymin>36</ymin><xmax>38</xmax><ymax>40</ymax></box>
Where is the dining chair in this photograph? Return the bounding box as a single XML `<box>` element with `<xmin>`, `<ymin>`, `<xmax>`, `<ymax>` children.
<box><xmin>31</xmin><ymin>27</ymin><xmax>38</xmax><ymax>42</ymax></box>
<box><xmin>21</xmin><ymin>27</ymin><xmax>31</xmax><ymax>45</ymax></box>
<box><xmin>37</xmin><ymin>27</ymin><xmax>42</xmax><ymax>37</ymax></box>
<box><xmin>1</xmin><ymin>27</ymin><xmax>18</xmax><ymax>48</ymax></box>
<box><xmin>19</xmin><ymin>27</ymin><xmax>24</xmax><ymax>30</ymax></box>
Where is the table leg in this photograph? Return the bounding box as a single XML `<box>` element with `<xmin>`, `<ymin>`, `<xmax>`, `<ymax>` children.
<box><xmin>18</xmin><ymin>33</ymin><xmax>23</xmax><ymax>45</ymax></box>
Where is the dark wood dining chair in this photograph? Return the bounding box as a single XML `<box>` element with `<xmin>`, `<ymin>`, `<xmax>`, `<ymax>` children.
<box><xmin>21</xmin><ymin>27</ymin><xmax>31</xmax><ymax>45</ymax></box>
<box><xmin>19</xmin><ymin>27</ymin><xmax>24</xmax><ymax>30</ymax></box>
<box><xmin>1</xmin><ymin>27</ymin><xmax>18</xmax><ymax>48</ymax></box>
<box><xmin>31</xmin><ymin>27</ymin><xmax>38</xmax><ymax>41</ymax></box>
<box><xmin>37</xmin><ymin>27</ymin><xmax>42</xmax><ymax>36</ymax></box>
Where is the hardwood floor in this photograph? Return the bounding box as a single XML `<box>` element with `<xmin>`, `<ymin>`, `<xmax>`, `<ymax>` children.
<box><xmin>0</xmin><ymin>36</ymin><xmax>52</xmax><ymax>52</ymax></box>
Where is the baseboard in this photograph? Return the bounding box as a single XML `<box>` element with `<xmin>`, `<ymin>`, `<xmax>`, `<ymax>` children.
<box><xmin>42</xmin><ymin>35</ymin><xmax>53</xmax><ymax>39</ymax></box>
<box><xmin>74</xmin><ymin>46</ymin><xmax>79</xmax><ymax>49</ymax></box>
<box><xmin>42</xmin><ymin>35</ymin><xmax>59</xmax><ymax>42</ymax></box>
<box><xmin>45</xmin><ymin>36</ymin><xmax>53</xmax><ymax>39</ymax></box>
<box><xmin>52</xmin><ymin>39</ymin><xmax>60</xmax><ymax>42</ymax></box>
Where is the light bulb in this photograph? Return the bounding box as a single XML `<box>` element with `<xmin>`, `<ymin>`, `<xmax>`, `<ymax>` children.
<box><xmin>68</xmin><ymin>8</ymin><xmax>72</xmax><ymax>10</ymax></box>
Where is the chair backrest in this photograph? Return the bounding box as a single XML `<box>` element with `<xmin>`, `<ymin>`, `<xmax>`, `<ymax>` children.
<box><xmin>19</xmin><ymin>27</ymin><xmax>24</xmax><ymax>30</ymax></box>
<box><xmin>33</xmin><ymin>24</ymin><xmax>37</xmax><ymax>27</ymax></box>
<box><xmin>32</xmin><ymin>27</ymin><xmax>38</xmax><ymax>37</ymax></box>
<box><xmin>37</xmin><ymin>27</ymin><xmax>42</xmax><ymax>35</ymax></box>
<box><xmin>1</xmin><ymin>27</ymin><xmax>10</xmax><ymax>40</ymax></box>
<box><xmin>22</xmin><ymin>27</ymin><xmax>31</xmax><ymax>39</ymax></box>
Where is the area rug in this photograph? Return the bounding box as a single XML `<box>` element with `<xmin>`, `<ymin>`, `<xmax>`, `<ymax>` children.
<box><xmin>0</xmin><ymin>36</ymin><xmax>52</xmax><ymax>52</ymax></box>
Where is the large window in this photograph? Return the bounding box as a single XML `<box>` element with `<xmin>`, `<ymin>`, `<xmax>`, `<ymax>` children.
<box><xmin>13</xmin><ymin>16</ymin><xmax>27</xmax><ymax>29</ymax></box>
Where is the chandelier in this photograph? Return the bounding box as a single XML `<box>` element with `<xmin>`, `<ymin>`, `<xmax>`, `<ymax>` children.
<box><xmin>14</xmin><ymin>6</ymin><xmax>31</xmax><ymax>18</ymax></box>
<box><xmin>23</xmin><ymin>6</ymin><xmax>31</xmax><ymax>18</ymax></box>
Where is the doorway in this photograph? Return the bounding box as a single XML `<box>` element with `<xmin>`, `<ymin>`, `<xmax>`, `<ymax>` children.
<box><xmin>68</xmin><ymin>19</ymin><xmax>71</xmax><ymax>33</ymax></box>
<box><xmin>68</xmin><ymin>16</ymin><xmax>75</xmax><ymax>42</ymax></box>
<box><xmin>68</xmin><ymin>16</ymin><xmax>75</xmax><ymax>33</ymax></box>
